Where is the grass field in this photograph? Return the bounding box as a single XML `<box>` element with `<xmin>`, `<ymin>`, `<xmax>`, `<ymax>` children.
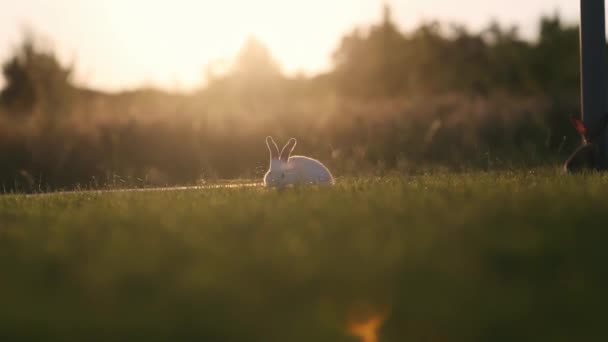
<box><xmin>1</xmin><ymin>170</ymin><xmax>607</xmax><ymax>342</ymax></box>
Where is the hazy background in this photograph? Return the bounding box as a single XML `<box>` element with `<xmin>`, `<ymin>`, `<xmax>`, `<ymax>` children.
<box><xmin>0</xmin><ymin>1</ymin><xmax>601</xmax><ymax>191</ymax></box>
<box><xmin>0</xmin><ymin>0</ymin><xmax>584</xmax><ymax>91</ymax></box>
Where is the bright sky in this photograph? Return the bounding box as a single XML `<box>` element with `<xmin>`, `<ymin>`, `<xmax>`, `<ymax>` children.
<box><xmin>0</xmin><ymin>0</ymin><xmax>589</xmax><ymax>91</ymax></box>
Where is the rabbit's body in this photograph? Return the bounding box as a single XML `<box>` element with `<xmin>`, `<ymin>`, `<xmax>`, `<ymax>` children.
<box><xmin>280</xmin><ymin>155</ymin><xmax>334</xmax><ymax>185</ymax></box>
<box><xmin>263</xmin><ymin>137</ymin><xmax>334</xmax><ymax>187</ymax></box>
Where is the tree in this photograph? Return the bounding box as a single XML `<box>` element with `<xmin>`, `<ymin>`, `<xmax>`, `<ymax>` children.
<box><xmin>332</xmin><ymin>4</ymin><xmax>411</xmax><ymax>97</ymax></box>
<box><xmin>231</xmin><ymin>36</ymin><xmax>282</xmax><ymax>81</ymax></box>
<box><xmin>0</xmin><ymin>33</ymin><xmax>74</xmax><ymax>116</ymax></box>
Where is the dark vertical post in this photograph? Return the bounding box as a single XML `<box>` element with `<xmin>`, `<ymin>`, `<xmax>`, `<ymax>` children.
<box><xmin>580</xmin><ymin>0</ymin><xmax>608</xmax><ymax>169</ymax></box>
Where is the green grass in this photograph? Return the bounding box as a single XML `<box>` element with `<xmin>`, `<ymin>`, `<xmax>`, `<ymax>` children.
<box><xmin>1</xmin><ymin>170</ymin><xmax>608</xmax><ymax>342</ymax></box>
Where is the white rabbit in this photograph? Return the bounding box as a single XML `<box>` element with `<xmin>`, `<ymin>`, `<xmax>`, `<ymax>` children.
<box><xmin>264</xmin><ymin>136</ymin><xmax>334</xmax><ymax>187</ymax></box>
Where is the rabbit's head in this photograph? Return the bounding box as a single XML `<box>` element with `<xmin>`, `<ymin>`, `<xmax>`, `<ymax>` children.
<box><xmin>264</xmin><ymin>136</ymin><xmax>296</xmax><ymax>187</ymax></box>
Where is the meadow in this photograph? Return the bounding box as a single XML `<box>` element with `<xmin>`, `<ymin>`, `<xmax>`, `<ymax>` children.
<box><xmin>1</xmin><ymin>169</ymin><xmax>607</xmax><ymax>342</ymax></box>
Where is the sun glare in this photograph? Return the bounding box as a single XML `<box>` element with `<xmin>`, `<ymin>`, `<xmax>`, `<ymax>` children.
<box><xmin>77</xmin><ymin>0</ymin><xmax>380</xmax><ymax>90</ymax></box>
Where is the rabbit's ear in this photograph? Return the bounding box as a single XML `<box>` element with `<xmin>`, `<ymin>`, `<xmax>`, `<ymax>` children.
<box><xmin>571</xmin><ymin>116</ymin><xmax>587</xmax><ymax>137</ymax></box>
<box><xmin>280</xmin><ymin>138</ymin><xmax>297</xmax><ymax>162</ymax></box>
<box><xmin>266</xmin><ymin>136</ymin><xmax>279</xmax><ymax>160</ymax></box>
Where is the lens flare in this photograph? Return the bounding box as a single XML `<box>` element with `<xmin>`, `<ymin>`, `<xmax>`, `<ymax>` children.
<box><xmin>347</xmin><ymin>309</ymin><xmax>388</xmax><ymax>342</ymax></box>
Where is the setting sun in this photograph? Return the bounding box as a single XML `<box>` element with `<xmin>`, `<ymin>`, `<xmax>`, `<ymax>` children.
<box><xmin>1</xmin><ymin>0</ymin><xmax>382</xmax><ymax>90</ymax></box>
<box><xmin>91</xmin><ymin>0</ymin><xmax>383</xmax><ymax>90</ymax></box>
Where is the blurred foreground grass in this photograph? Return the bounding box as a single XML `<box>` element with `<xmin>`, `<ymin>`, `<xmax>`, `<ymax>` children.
<box><xmin>1</xmin><ymin>170</ymin><xmax>607</xmax><ymax>342</ymax></box>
